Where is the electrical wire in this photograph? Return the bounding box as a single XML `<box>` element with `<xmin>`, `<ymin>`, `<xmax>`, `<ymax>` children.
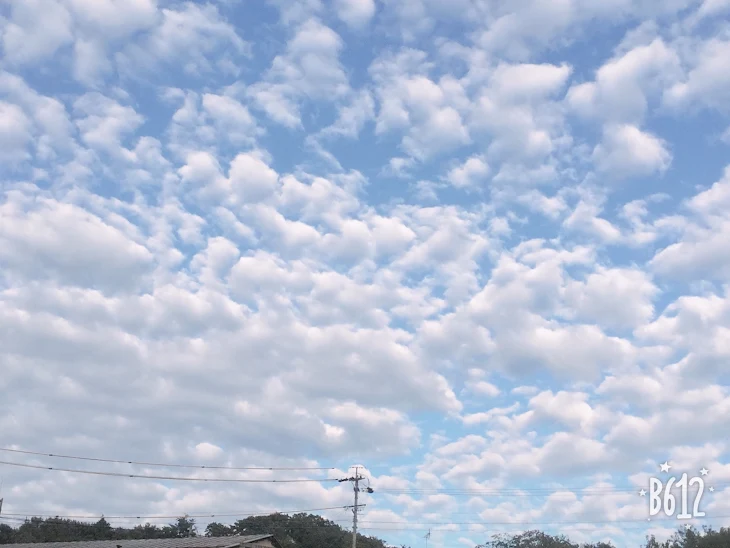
<box><xmin>1</xmin><ymin>510</ymin><xmax>726</xmax><ymax>528</ymax></box>
<box><xmin>0</xmin><ymin>514</ymin><xmax>722</xmax><ymax>530</ymax></box>
<box><xmin>0</xmin><ymin>448</ymin><xmax>333</xmax><ymax>471</ymax></box>
<box><xmin>0</xmin><ymin>460</ymin><xmax>339</xmax><ymax>483</ymax></box>
<box><xmin>358</xmin><ymin>515</ymin><xmax>730</xmax><ymax>527</ymax></box>
<box><xmin>374</xmin><ymin>484</ymin><xmax>726</xmax><ymax>495</ymax></box>
<box><xmin>2</xmin><ymin>448</ymin><xmax>716</xmax><ymax>497</ymax></box>
<box><xmin>376</xmin><ymin>487</ymin><xmax>643</xmax><ymax>494</ymax></box>
<box><xmin>0</xmin><ymin>506</ymin><xmax>358</xmax><ymax>520</ymax></box>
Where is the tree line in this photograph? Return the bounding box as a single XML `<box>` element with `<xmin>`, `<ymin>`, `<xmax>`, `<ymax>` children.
<box><xmin>1</xmin><ymin>513</ymin><xmax>729</xmax><ymax>547</ymax></box>
<box><xmin>0</xmin><ymin>514</ymin><xmax>389</xmax><ymax>548</ymax></box>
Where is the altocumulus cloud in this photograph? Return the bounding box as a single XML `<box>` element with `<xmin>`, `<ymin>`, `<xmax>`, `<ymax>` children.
<box><xmin>1</xmin><ymin>1</ymin><xmax>730</xmax><ymax>547</ymax></box>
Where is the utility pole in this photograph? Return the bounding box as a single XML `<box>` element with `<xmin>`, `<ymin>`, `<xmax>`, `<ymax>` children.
<box><xmin>352</xmin><ymin>467</ymin><xmax>359</xmax><ymax>548</ymax></box>
<box><xmin>338</xmin><ymin>466</ymin><xmax>373</xmax><ymax>548</ymax></box>
<box><xmin>424</xmin><ymin>529</ymin><xmax>430</xmax><ymax>548</ymax></box>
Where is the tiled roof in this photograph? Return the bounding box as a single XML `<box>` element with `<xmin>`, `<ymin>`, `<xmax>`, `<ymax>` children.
<box><xmin>6</xmin><ymin>535</ymin><xmax>275</xmax><ymax>548</ymax></box>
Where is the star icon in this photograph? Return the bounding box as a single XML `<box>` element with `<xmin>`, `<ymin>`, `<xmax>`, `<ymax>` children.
<box><xmin>709</xmin><ymin>486</ymin><xmax>715</xmax><ymax>492</ymax></box>
<box><xmin>640</xmin><ymin>489</ymin><xmax>647</xmax><ymax>497</ymax></box>
<box><xmin>660</xmin><ymin>461</ymin><xmax>672</xmax><ymax>473</ymax></box>
<box><xmin>685</xmin><ymin>524</ymin><xmax>691</xmax><ymax>530</ymax></box>
<box><xmin>700</xmin><ymin>467</ymin><xmax>709</xmax><ymax>476</ymax></box>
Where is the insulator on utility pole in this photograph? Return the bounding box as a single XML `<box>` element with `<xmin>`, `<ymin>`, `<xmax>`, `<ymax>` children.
<box><xmin>352</xmin><ymin>468</ymin><xmax>359</xmax><ymax>548</ymax></box>
<box><xmin>343</xmin><ymin>466</ymin><xmax>373</xmax><ymax>548</ymax></box>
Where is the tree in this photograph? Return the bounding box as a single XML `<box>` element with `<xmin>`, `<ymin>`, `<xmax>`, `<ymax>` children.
<box><xmin>0</xmin><ymin>523</ymin><xmax>15</xmax><ymax>544</ymax></box>
<box><xmin>643</xmin><ymin>526</ymin><xmax>730</xmax><ymax>548</ymax></box>
<box><xmin>92</xmin><ymin>518</ymin><xmax>114</xmax><ymax>541</ymax></box>
<box><xmin>169</xmin><ymin>517</ymin><xmax>197</xmax><ymax>538</ymax></box>
<box><xmin>21</xmin><ymin>513</ymin><xmax>730</xmax><ymax>548</ymax></box>
<box><xmin>129</xmin><ymin>523</ymin><xmax>170</xmax><ymax>540</ymax></box>
<box><xmin>231</xmin><ymin>512</ymin><xmax>388</xmax><ymax>548</ymax></box>
<box><xmin>477</xmin><ymin>530</ymin><xmax>578</xmax><ymax>548</ymax></box>
<box><xmin>477</xmin><ymin>531</ymin><xmax>617</xmax><ymax>548</ymax></box>
<box><xmin>205</xmin><ymin>523</ymin><xmax>234</xmax><ymax>537</ymax></box>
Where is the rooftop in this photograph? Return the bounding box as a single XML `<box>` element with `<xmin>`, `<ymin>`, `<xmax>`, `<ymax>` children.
<box><xmin>5</xmin><ymin>535</ymin><xmax>278</xmax><ymax>548</ymax></box>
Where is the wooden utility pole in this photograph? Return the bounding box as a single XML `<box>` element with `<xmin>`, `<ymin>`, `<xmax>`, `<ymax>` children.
<box><xmin>338</xmin><ymin>466</ymin><xmax>371</xmax><ymax>548</ymax></box>
<box><xmin>352</xmin><ymin>467</ymin><xmax>360</xmax><ymax>548</ymax></box>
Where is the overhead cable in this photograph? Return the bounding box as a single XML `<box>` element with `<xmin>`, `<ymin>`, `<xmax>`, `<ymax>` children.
<box><xmin>0</xmin><ymin>447</ymin><xmax>332</xmax><ymax>471</ymax></box>
<box><xmin>0</xmin><ymin>460</ymin><xmax>338</xmax><ymax>483</ymax></box>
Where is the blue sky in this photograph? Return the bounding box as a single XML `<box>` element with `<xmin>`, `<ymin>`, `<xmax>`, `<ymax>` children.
<box><xmin>1</xmin><ymin>0</ymin><xmax>730</xmax><ymax>547</ymax></box>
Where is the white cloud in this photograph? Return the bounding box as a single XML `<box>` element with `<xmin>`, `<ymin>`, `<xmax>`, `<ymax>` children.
<box><xmin>202</xmin><ymin>94</ymin><xmax>257</xmax><ymax>134</ymax></box>
<box><xmin>0</xmin><ymin>193</ymin><xmax>154</xmax><ymax>292</ymax></box>
<box><xmin>467</xmin><ymin>381</ymin><xmax>501</xmax><ymax>397</ymax></box>
<box><xmin>266</xmin><ymin>0</ymin><xmax>324</xmax><ymax>27</ymax></box>
<box><xmin>446</xmin><ymin>156</ymin><xmax>490</xmax><ymax>189</ymax></box>
<box><xmin>334</xmin><ymin>0</ymin><xmax>376</xmax><ymax>28</ymax></box>
<box><xmin>459</xmin><ymin>60</ymin><xmax>575</xmax><ymax>183</ymax></box>
<box><xmin>528</xmin><ymin>390</ymin><xmax>602</xmax><ymax>433</ymax></box>
<box><xmin>64</xmin><ymin>0</ymin><xmax>159</xmax><ymax>39</ymax></box>
<box><xmin>0</xmin><ymin>0</ymin><xmax>74</xmax><ymax>65</ymax></box>
<box><xmin>663</xmin><ymin>39</ymin><xmax>730</xmax><ymax>113</ymax></box>
<box><xmin>73</xmin><ymin>93</ymin><xmax>144</xmax><ymax>159</ymax></box>
<box><xmin>0</xmin><ymin>72</ymin><xmax>75</xmax><ymax>154</ymax></box>
<box><xmin>370</xmin><ymin>52</ymin><xmax>471</xmax><ymax>160</ymax></box>
<box><xmin>592</xmin><ymin>123</ymin><xmax>671</xmax><ymax>179</ymax></box>
<box><xmin>194</xmin><ymin>442</ymin><xmax>224</xmax><ymax>460</ymax></box>
<box><xmin>0</xmin><ymin>101</ymin><xmax>32</xmax><ymax>163</ymax></box>
<box><xmin>567</xmin><ymin>39</ymin><xmax>682</xmax><ymax>124</ymax></box>
<box><xmin>248</xmin><ymin>18</ymin><xmax>349</xmax><ymax>127</ymax></box>
<box><xmin>562</xmin><ymin>198</ymin><xmax>623</xmax><ymax>244</ymax></box>
<box><xmin>721</xmin><ymin>125</ymin><xmax>730</xmax><ymax>144</ymax></box>
<box><xmin>563</xmin><ymin>267</ymin><xmax>659</xmax><ymax>329</ymax></box>
<box><xmin>228</xmin><ymin>152</ymin><xmax>280</xmax><ymax>203</ymax></box>
<box><xmin>72</xmin><ymin>38</ymin><xmax>112</xmax><ymax>86</ymax></box>
<box><xmin>650</xmin><ymin>166</ymin><xmax>730</xmax><ymax>280</ymax></box>
<box><xmin>319</xmin><ymin>89</ymin><xmax>375</xmax><ymax>139</ymax></box>
<box><xmin>116</xmin><ymin>3</ymin><xmax>249</xmax><ymax>80</ymax></box>
<box><xmin>489</xmin><ymin>63</ymin><xmax>573</xmax><ymax>102</ymax></box>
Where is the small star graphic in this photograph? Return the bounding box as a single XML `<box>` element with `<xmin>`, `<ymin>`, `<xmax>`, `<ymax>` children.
<box><xmin>640</xmin><ymin>489</ymin><xmax>647</xmax><ymax>497</ymax></box>
<box><xmin>660</xmin><ymin>461</ymin><xmax>672</xmax><ymax>473</ymax></box>
<box><xmin>709</xmin><ymin>486</ymin><xmax>715</xmax><ymax>492</ymax></box>
<box><xmin>685</xmin><ymin>524</ymin><xmax>692</xmax><ymax>530</ymax></box>
<box><xmin>700</xmin><ymin>467</ymin><xmax>709</xmax><ymax>476</ymax></box>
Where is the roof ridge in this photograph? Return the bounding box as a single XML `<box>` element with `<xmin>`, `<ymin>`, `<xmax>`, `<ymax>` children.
<box><xmin>4</xmin><ymin>535</ymin><xmax>274</xmax><ymax>547</ymax></box>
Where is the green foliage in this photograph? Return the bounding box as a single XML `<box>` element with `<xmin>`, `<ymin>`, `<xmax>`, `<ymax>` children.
<box><xmin>642</xmin><ymin>526</ymin><xmax>730</xmax><ymax>548</ymax></box>
<box><xmin>476</xmin><ymin>530</ymin><xmax>583</xmax><ymax>548</ymax></box>
<box><xmin>0</xmin><ymin>516</ymin><xmax>197</xmax><ymax>544</ymax></box>
<box><xmin>0</xmin><ymin>513</ymin><xmax>386</xmax><ymax>548</ymax></box>
<box><xmin>204</xmin><ymin>522</ymin><xmax>234</xmax><ymax>537</ymax></box>
<box><xmin>3</xmin><ymin>514</ymin><xmax>730</xmax><ymax>548</ymax></box>
<box><xmin>170</xmin><ymin>517</ymin><xmax>197</xmax><ymax>538</ymax></box>
<box><xmin>0</xmin><ymin>525</ymin><xmax>14</xmax><ymax>545</ymax></box>
<box><xmin>227</xmin><ymin>512</ymin><xmax>389</xmax><ymax>548</ymax></box>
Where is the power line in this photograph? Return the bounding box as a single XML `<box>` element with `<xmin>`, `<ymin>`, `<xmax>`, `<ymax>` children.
<box><xmin>356</xmin><ymin>516</ymin><xmax>729</xmax><ymax>525</ymax></box>
<box><xmin>0</xmin><ymin>460</ymin><xmax>339</xmax><ymax>483</ymax></box>
<box><xmin>2</xmin><ymin>508</ymin><xmax>727</xmax><ymax>527</ymax></box>
<box><xmin>0</xmin><ymin>514</ymin><xmax>724</xmax><ymax>530</ymax></box>
<box><xmin>0</xmin><ymin>448</ymin><xmax>333</xmax><ymax>471</ymax></box>
<box><xmin>2</xmin><ymin>448</ymin><xmax>717</xmax><ymax>496</ymax></box>
<box><xmin>375</xmin><ymin>484</ymin><xmax>727</xmax><ymax>495</ymax></box>
<box><xmin>0</xmin><ymin>506</ymin><xmax>360</xmax><ymax>520</ymax></box>
<box><xmin>376</xmin><ymin>487</ymin><xmax>642</xmax><ymax>494</ymax></box>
